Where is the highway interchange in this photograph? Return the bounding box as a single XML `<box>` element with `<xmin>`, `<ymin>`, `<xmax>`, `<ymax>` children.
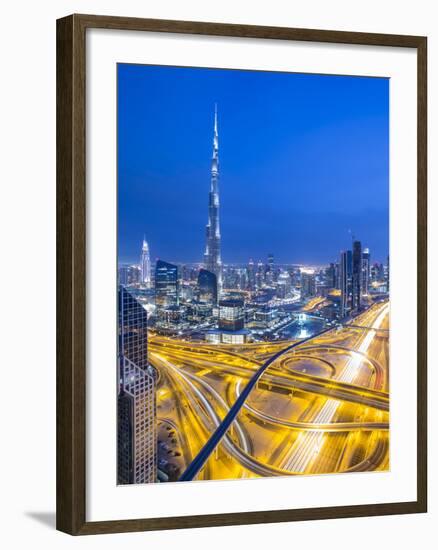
<box><xmin>150</xmin><ymin>300</ymin><xmax>390</xmax><ymax>481</ymax></box>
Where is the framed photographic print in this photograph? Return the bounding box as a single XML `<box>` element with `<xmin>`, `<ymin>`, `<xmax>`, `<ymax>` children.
<box><xmin>56</xmin><ymin>14</ymin><xmax>427</xmax><ymax>535</ymax></box>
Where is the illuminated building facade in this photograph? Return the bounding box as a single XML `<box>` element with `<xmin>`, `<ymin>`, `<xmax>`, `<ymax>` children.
<box><xmin>300</xmin><ymin>270</ymin><xmax>316</xmax><ymax>299</ymax></box>
<box><xmin>276</xmin><ymin>271</ymin><xmax>292</xmax><ymax>299</ymax></box>
<box><xmin>206</xmin><ymin>298</ymin><xmax>249</xmax><ymax>344</ymax></box>
<box><xmin>340</xmin><ymin>250</ymin><xmax>353</xmax><ymax>317</ymax></box>
<box><xmin>218</xmin><ymin>299</ymin><xmax>245</xmax><ymax>331</ymax></box>
<box><xmin>156</xmin><ymin>304</ymin><xmax>188</xmax><ymax>331</ymax></box>
<box><xmin>247</xmin><ymin>259</ymin><xmax>256</xmax><ymax>290</ymax></box>
<box><xmin>117</xmin><ymin>286</ymin><xmax>156</xmax><ymax>484</ymax></box>
<box><xmin>371</xmin><ymin>262</ymin><xmax>384</xmax><ymax>283</ymax></box>
<box><xmin>155</xmin><ymin>260</ymin><xmax>179</xmax><ymax>307</ymax></box>
<box><xmin>352</xmin><ymin>240</ymin><xmax>362</xmax><ymax>311</ymax></box>
<box><xmin>362</xmin><ymin>247</ymin><xmax>371</xmax><ymax>294</ymax></box>
<box><xmin>204</xmin><ymin>105</ymin><xmax>222</xmax><ymax>292</ymax></box>
<box><xmin>118</xmin><ymin>264</ymin><xmax>141</xmax><ymax>286</ymax></box>
<box><xmin>140</xmin><ymin>237</ymin><xmax>151</xmax><ymax>287</ymax></box>
<box><xmin>198</xmin><ymin>268</ymin><xmax>218</xmax><ymax>305</ymax></box>
<box><xmin>256</xmin><ymin>261</ymin><xmax>265</xmax><ymax>288</ymax></box>
<box><xmin>385</xmin><ymin>255</ymin><xmax>390</xmax><ymax>292</ymax></box>
<box><xmin>265</xmin><ymin>253</ymin><xmax>275</xmax><ymax>284</ymax></box>
<box><xmin>253</xmin><ymin>306</ymin><xmax>279</xmax><ymax>329</ymax></box>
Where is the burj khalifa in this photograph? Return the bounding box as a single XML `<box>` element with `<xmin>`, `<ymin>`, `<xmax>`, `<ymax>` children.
<box><xmin>203</xmin><ymin>105</ymin><xmax>222</xmax><ymax>293</ymax></box>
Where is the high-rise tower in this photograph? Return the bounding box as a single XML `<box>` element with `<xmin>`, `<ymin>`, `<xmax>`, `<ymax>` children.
<box><xmin>140</xmin><ymin>237</ymin><xmax>151</xmax><ymax>287</ymax></box>
<box><xmin>340</xmin><ymin>250</ymin><xmax>353</xmax><ymax>318</ymax></box>
<box><xmin>352</xmin><ymin>240</ymin><xmax>362</xmax><ymax>311</ymax></box>
<box><xmin>362</xmin><ymin>247</ymin><xmax>371</xmax><ymax>295</ymax></box>
<box><xmin>197</xmin><ymin>268</ymin><xmax>218</xmax><ymax>305</ymax></box>
<box><xmin>155</xmin><ymin>260</ymin><xmax>179</xmax><ymax>308</ymax></box>
<box><xmin>204</xmin><ymin>105</ymin><xmax>222</xmax><ymax>293</ymax></box>
<box><xmin>117</xmin><ymin>286</ymin><xmax>156</xmax><ymax>484</ymax></box>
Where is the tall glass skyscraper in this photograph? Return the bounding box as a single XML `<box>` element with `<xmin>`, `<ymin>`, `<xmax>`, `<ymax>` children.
<box><xmin>352</xmin><ymin>240</ymin><xmax>362</xmax><ymax>311</ymax></box>
<box><xmin>385</xmin><ymin>255</ymin><xmax>390</xmax><ymax>292</ymax></box>
<box><xmin>256</xmin><ymin>261</ymin><xmax>265</xmax><ymax>289</ymax></box>
<box><xmin>204</xmin><ymin>105</ymin><xmax>222</xmax><ymax>292</ymax></box>
<box><xmin>197</xmin><ymin>268</ymin><xmax>218</xmax><ymax>305</ymax></box>
<box><xmin>340</xmin><ymin>250</ymin><xmax>353</xmax><ymax>318</ymax></box>
<box><xmin>325</xmin><ymin>262</ymin><xmax>337</xmax><ymax>289</ymax></box>
<box><xmin>117</xmin><ymin>286</ymin><xmax>156</xmax><ymax>484</ymax></box>
<box><xmin>300</xmin><ymin>270</ymin><xmax>316</xmax><ymax>299</ymax></box>
<box><xmin>362</xmin><ymin>247</ymin><xmax>371</xmax><ymax>295</ymax></box>
<box><xmin>247</xmin><ymin>259</ymin><xmax>256</xmax><ymax>291</ymax></box>
<box><xmin>140</xmin><ymin>237</ymin><xmax>151</xmax><ymax>287</ymax></box>
<box><xmin>155</xmin><ymin>260</ymin><xmax>179</xmax><ymax>307</ymax></box>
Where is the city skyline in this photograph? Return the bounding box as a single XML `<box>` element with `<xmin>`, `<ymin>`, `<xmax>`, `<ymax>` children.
<box><xmin>119</xmin><ymin>238</ymin><xmax>386</xmax><ymax>269</ymax></box>
<box><xmin>117</xmin><ymin>63</ymin><xmax>390</xmax><ymax>485</ymax></box>
<box><xmin>118</xmin><ymin>64</ymin><xmax>389</xmax><ymax>265</ymax></box>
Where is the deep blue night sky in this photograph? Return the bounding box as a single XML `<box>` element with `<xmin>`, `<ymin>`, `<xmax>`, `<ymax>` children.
<box><xmin>118</xmin><ymin>64</ymin><xmax>389</xmax><ymax>266</ymax></box>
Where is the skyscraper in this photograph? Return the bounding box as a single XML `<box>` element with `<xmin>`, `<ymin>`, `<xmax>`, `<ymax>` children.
<box><xmin>385</xmin><ymin>255</ymin><xmax>390</xmax><ymax>292</ymax></box>
<box><xmin>118</xmin><ymin>286</ymin><xmax>156</xmax><ymax>484</ymax></box>
<box><xmin>340</xmin><ymin>250</ymin><xmax>353</xmax><ymax>317</ymax></box>
<box><xmin>265</xmin><ymin>253</ymin><xmax>275</xmax><ymax>285</ymax></box>
<box><xmin>140</xmin><ymin>237</ymin><xmax>151</xmax><ymax>287</ymax></box>
<box><xmin>155</xmin><ymin>260</ymin><xmax>179</xmax><ymax>307</ymax></box>
<box><xmin>197</xmin><ymin>268</ymin><xmax>218</xmax><ymax>305</ymax></box>
<box><xmin>300</xmin><ymin>269</ymin><xmax>316</xmax><ymax>300</ymax></box>
<box><xmin>203</xmin><ymin>105</ymin><xmax>222</xmax><ymax>293</ymax></box>
<box><xmin>247</xmin><ymin>259</ymin><xmax>256</xmax><ymax>291</ymax></box>
<box><xmin>362</xmin><ymin>247</ymin><xmax>371</xmax><ymax>295</ymax></box>
<box><xmin>276</xmin><ymin>271</ymin><xmax>292</xmax><ymax>299</ymax></box>
<box><xmin>256</xmin><ymin>261</ymin><xmax>265</xmax><ymax>288</ymax></box>
<box><xmin>118</xmin><ymin>264</ymin><xmax>141</xmax><ymax>286</ymax></box>
<box><xmin>325</xmin><ymin>262</ymin><xmax>337</xmax><ymax>289</ymax></box>
<box><xmin>268</xmin><ymin>253</ymin><xmax>274</xmax><ymax>269</ymax></box>
<box><xmin>352</xmin><ymin>240</ymin><xmax>362</xmax><ymax>311</ymax></box>
<box><xmin>371</xmin><ymin>261</ymin><xmax>384</xmax><ymax>283</ymax></box>
<box><xmin>218</xmin><ymin>299</ymin><xmax>245</xmax><ymax>331</ymax></box>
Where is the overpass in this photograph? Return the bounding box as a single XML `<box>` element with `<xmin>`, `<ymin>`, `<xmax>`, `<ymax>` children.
<box><xmin>346</xmin><ymin>324</ymin><xmax>389</xmax><ymax>333</ymax></box>
<box><xmin>178</xmin><ymin>326</ymin><xmax>334</xmax><ymax>481</ymax></box>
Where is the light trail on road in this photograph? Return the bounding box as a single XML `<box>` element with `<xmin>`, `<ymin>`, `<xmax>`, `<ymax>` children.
<box><xmin>151</xmin><ymin>300</ymin><xmax>390</xmax><ymax>480</ymax></box>
<box><xmin>235</xmin><ymin>379</ymin><xmax>389</xmax><ymax>432</ymax></box>
<box><xmin>153</xmin><ymin>353</ymin><xmax>296</xmax><ymax>478</ymax></box>
<box><xmin>278</xmin><ymin>303</ymin><xmax>389</xmax><ymax>473</ymax></box>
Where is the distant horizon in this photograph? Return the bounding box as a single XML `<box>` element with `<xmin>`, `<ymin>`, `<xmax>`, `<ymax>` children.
<box><xmin>118</xmin><ymin>64</ymin><xmax>389</xmax><ymax>266</ymax></box>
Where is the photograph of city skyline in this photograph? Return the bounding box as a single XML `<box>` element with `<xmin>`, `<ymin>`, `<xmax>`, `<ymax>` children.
<box><xmin>117</xmin><ymin>63</ymin><xmax>390</xmax><ymax>485</ymax></box>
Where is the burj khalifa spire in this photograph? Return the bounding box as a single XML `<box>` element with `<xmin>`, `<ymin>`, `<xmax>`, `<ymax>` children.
<box><xmin>203</xmin><ymin>104</ymin><xmax>222</xmax><ymax>293</ymax></box>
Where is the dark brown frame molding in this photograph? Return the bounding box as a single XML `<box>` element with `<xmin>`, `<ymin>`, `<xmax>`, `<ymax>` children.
<box><xmin>56</xmin><ymin>13</ymin><xmax>427</xmax><ymax>535</ymax></box>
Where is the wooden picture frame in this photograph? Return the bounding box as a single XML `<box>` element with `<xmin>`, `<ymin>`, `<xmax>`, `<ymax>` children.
<box><xmin>56</xmin><ymin>13</ymin><xmax>427</xmax><ymax>535</ymax></box>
